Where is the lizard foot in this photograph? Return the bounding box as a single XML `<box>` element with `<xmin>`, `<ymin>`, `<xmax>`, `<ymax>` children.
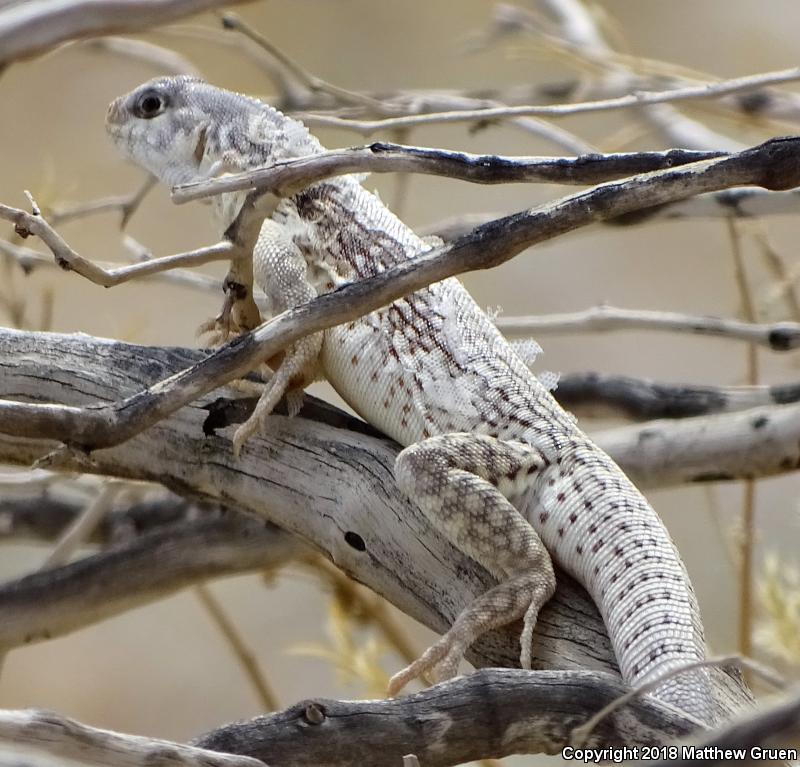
<box><xmin>232</xmin><ymin>337</ymin><xmax>321</xmax><ymax>455</ymax></box>
<box><xmin>386</xmin><ymin>570</ymin><xmax>550</xmax><ymax>696</ymax></box>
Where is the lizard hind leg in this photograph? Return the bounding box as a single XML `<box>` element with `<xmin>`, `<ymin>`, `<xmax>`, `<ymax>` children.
<box><xmin>389</xmin><ymin>433</ymin><xmax>556</xmax><ymax>695</ymax></box>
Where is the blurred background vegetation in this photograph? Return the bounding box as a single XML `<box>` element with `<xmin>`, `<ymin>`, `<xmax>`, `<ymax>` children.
<box><xmin>1</xmin><ymin>1</ymin><xmax>800</xmax><ymax>763</ymax></box>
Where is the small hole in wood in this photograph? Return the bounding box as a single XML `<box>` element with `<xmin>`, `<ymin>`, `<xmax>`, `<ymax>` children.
<box><xmin>344</xmin><ymin>531</ymin><xmax>366</xmax><ymax>551</ymax></box>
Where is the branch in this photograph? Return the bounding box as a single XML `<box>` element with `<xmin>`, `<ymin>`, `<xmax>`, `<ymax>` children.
<box><xmin>498</xmin><ymin>305</ymin><xmax>800</xmax><ymax>351</ymax></box>
<box><xmin>554</xmin><ymin>373</ymin><xmax>800</xmax><ymax>421</ymax></box>
<box><xmin>0</xmin><ymin>0</ymin><xmax>254</xmax><ymax>68</ymax></box>
<box><xmin>0</xmin><ymin>328</ymin><xmax>750</xmax><ymax>718</ymax></box>
<box><xmin>4</xmin><ymin>136</ymin><xmax>800</xmax><ymax>451</ymax></box>
<box><xmin>296</xmin><ymin>67</ymin><xmax>800</xmax><ymax>134</ymax></box>
<box><xmin>0</xmin><ymin>514</ymin><xmax>298</xmax><ymax>649</ymax></box>
<box><xmin>593</xmin><ymin>403</ymin><xmax>800</xmax><ymax>487</ymax></box>
<box><xmin>0</xmin><ymin>237</ymin><xmax>222</xmax><ymax>296</ymax></box>
<box><xmin>649</xmin><ymin>686</ymin><xmax>800</xmax><ymax>766</ymax></box>
<box><xmin>0</xmin><ymin>489</ymin><xmax>216</xmax><ymax>544</ymax></box>
<box><xmin>171</xmin><ymin>143</ymin><xmax>725</xmax><ymax>203</ymax></box>
<box><xmin>0</xmin><ymin>204</ymin><xmax>236</xmax><ymax>288</ymax></box>
<box><xmin>0</xmin><ymin>709</ymin><xmax>261</xmax><ymax>767</ymax></box>
<box><xmin>193</xmin><ymin>669</ymin><xmax>699</xmax><ymax>765</ymax></box>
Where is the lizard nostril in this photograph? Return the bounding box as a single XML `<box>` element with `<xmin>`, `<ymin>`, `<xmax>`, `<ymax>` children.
<box><xmin>105</xmin><ymin>98</ymin><xmax>123</xmax><ymax>127</ymax></box>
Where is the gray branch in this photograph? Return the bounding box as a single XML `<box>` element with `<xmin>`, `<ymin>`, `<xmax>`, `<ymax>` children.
<box><xmin>0</xmin><ymin>328</ymin><xmax>751</xmax><ymax>722</ymax></box>
<box><xmin>499</xmin><ymin>305</ymin><xmax>800</xmax><ymax>351</ymax></box>
<box><xmin>0</xmin><ymin>514</ymin><xmax>298</xmax><ymax>649</ymax></box>
<box><xmin>555</xmin><ymin>373</ymin><xmax>800</xmax><ymax>421</ymax></box>
<box><xmin>171</xmin><ymin>143</ymin><xmax>725</xmax><ymax>203</ymax></box>
<box><xmin>0</xmin><ymin>0</ymin><xmax>253</xmax><ymax>68</ymax></box>
<box><xmin>193</xmin><ymin>669</ymin><xmax>700</xmax><ymax>765</ymax></box>
<box><xmin>0</xmin><ymin>708</ymin><xmax>262</xmax><ymax>767</ymax></box>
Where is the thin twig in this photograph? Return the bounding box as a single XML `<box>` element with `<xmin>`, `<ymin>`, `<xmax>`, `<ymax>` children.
<box><xmin>172</xmin><ymin>143</ymin><xmax>725</xmax><ymax>203</ymax></box>
<box><xmin>296</xmin><ymin>66</ymin><xmax>800</xmax><ymax>134</ymax></box>
<box><xmin>40</xmin><ymin>482</ymin><xmax>124</xmax><ymax>569</ymax></box>
<box><xmin>194</xmin><ymin>582</ymin><xmax>280</xmax><ymax>712</ymax></box>
<box><xmin>727</xmin><ymin>217</ymin><xmax>759</xmax><ymax>673</ymax></box>
<box><xmin>0</xmin><ymin>201</ymin><xmax>236</xmax><ymax>287</ymax></box>
<box><xmin>47</xmin><ymin>177</ymin><xmax>157</xmax><ymax>229</ymax></box>
<box><xmin>0</xmin><ymin>237</ymin><xmax>224</xmax><ymax>295</ymax></box>
<box><xmin>570</xmin><ymin>654</ymin><xmax>784</xmax><ymax>748</ymax></box>
<box><xmin>497</xmin><ymin>304</ymin><xmax>800</xmax><ymax>350</ymax></box>
<box><xmin>220</xmin><ymin>13</ymin><xmax>386</xmax><ymax>112</ymax></box>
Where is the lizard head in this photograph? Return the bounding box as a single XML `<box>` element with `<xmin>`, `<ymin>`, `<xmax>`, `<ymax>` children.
<box><xmin>106</xmin><ymin>76</ymin><xmax>321</xmax><ymax>188</ymax></box>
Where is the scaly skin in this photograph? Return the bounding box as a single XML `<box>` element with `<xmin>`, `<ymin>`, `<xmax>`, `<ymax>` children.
<box><xmin>107</xmin><ymin>76</ymin><xmax>713</xmax><ymax>723</ymax></box>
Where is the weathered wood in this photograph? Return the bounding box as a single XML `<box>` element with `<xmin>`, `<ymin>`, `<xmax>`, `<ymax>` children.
<box><xmin>0</xmin><ymin>328</ymin><xmax>751</xmax><ymax>724</ymax></box>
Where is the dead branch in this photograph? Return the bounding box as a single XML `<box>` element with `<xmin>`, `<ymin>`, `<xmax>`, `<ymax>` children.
<box><xmin>193</xmin><ymin>669</ymin><xmax>701</xmax><ymax>765</ymax></box>
<box><xmin>0</xmin><ymin>0</ymin><xmax>254</xmax><ymax>68</ymax></box>
<box><xmin>554</xmin><ymin>373</ymin><xmax>800</xmax><ymax>421</ymax></box>
<box><xmin>0</xmin><ymin>708</ymin><xmax>262</xmax><ymax>767</ymax></box>
<box><xmin>498</xmin><ymin>305</ymin><xmax>800</xmax><ymax>351</ymax></box>
<box><xmin>0</xmin><ymin>513</ymin><xmax>298</xmax><ymax>649</ymax></box>
<box><xmin>296</xmin><ymin>66</ymin><xmax>800</xmax><ymax>135</ymax></box>
<box><xmin>171</xmin><ymin>143</ymin><xmax>725</xmax><ymax>203</ymax></box>
<box><xmin>0</xmin><ymin>328</ymin><xmax>751</xmax><ymax>719</ymax></box>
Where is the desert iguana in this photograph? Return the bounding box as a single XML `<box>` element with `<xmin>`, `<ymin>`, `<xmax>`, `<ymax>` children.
<box><xmin>106</xmin><ymin>76</ymin><xmax>713</xmax><ymax>723</ymax></box>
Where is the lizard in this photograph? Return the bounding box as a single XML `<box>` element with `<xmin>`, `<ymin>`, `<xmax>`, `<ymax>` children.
<box><xmin>106</xmin><ymin>76</ymin><xmax>714</xmax><ymax>724</ymax></box>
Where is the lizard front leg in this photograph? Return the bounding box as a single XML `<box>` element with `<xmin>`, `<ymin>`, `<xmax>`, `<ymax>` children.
<box><xmin>388</xmin><ymin>433</ymin><xmax>556</xmax><ymax>695</ymax></box>
<box><xmin>233</xmin><ymin>219</ymin><xmax>323</xmax><ymax>454</ymax></box>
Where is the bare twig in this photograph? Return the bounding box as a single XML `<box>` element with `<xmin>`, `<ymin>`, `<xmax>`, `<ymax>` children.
<box><xmin>0</xmin><ymin>709</ymin><xmax>262</xmax><ymax>767</ymax></box>
<box><xmin>727</xmin><ymin>218</ymin><xmax>758</xmax><ymax>672</ymax></box>
<box><xmin>46</xmin><ymin>177</ymin><xmax>157</xmax><ymax>229</ymax></box>
<box><xmin>0</xmin><ymin>510</ymin><xmax>299</xmax><ymax>650</ymax></box>
<box><xmin>80</xmin><ymin>36</ymin><xmax>200</xmax><ymax>77</ymax></box>
<box><xmin>296</xmin><ymin>66</ymin><xmax>800</xmax><ymax>134</ymax></box>
<box><xmin>172</xmin><ymin>143</ymin><xmax>725</xmax><ymax>203</ymax></box>
<box><xmin>0</xmin><ymin>0</ymin><xmax>255</xmax><ymax>67</ymax></box>
<box><xmin>0</xmin><ymin>489</ymin><xmax>220</xmax><ymax>545</ymax></box>
<box><xmin>648</xmin><ymin>686</ymin><xmax>800</xmax><ymax>766</ymax></box>
<box><xmin>194</xmin><ymin>583</ymin><xmax>280</xmax><ymax>711</ymax></box>
<box><xmin>0</xmin><ymin>237</ymin><xmax>222</xmax><ymax>295</ymax></box>
<box><xmin>553</xmin><ymin>373</ymin><xmax>800</xmax><ymax>421</ymax></box>
<box><xmin>514</xmin><ymin>0</ymin><xmax>745</xmax><ymax>151</ymax></box>
<box><xmin>497</xmin><ymin>304</ymin><xmax>800</xmax><ymax>351</ymax></box>
<box><xmin>40</xmin><ymin>482</ymin><xmax>124</xmax><ymax>569</ymax></box>
<box><xmin>0</xmin><ymin>202</ymin><xmax>236</xmax><ymax>287</ymax></box>
<box><xmin>219</xmin><ymin>13</ymin><xmax>386</xmax><ymax>112</ymax></box>
<box><xmin>571</xmin><ymin>654</ymin><xmax>784</xmax><ymax>747</ymax></box>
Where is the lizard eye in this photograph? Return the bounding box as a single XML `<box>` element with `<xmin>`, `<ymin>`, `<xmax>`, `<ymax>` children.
<box><xmin>133</xmin><ymin>90</ymin><xmax>167</xmax><ymax>119</ymax></box>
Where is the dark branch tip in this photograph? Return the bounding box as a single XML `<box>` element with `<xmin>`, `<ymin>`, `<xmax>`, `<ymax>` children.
<box><xmin>768</xmin><ymin>325</ymin><xmax>798</xmax><ymax>351</ymax></box>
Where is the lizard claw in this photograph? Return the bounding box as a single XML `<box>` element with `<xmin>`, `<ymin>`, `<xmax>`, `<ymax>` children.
<box><xmin>387</xmin><ymin>633</ymin><xmax>466</xmax><ymax>696</ymax></box>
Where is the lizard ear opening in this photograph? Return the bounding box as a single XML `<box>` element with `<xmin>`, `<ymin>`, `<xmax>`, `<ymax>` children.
<box><xmin>193</xmin><ymin>123</ymin><xmax>209</xmax><ymax>164</ymax></box>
